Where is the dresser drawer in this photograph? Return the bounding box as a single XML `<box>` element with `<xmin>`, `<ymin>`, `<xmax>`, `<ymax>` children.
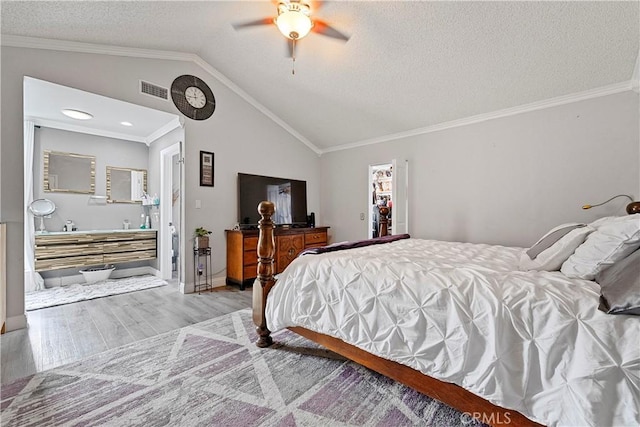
<box><xmin>244</xmin><ymin>237</ymin><xmax>258</xmax><ymax>252</ymax></box>
<box><xmin>35</xmin><ymin>255</ymin><xmax>105</xmax><ymax>271</ymax></box>
<box><xmin>305</xmin><ymin>231</ymin><xmax>327</xmax><ymax>246</ymax></box>
<box><xmin>35</xmin><ymin>243</ymin><xmax>103</xmax><ymax>259</ymax></box>
<box><xmin>243</xmin><ymin>264</ymin><xmax>258</xmax><ymax>280</ymax></box>
<box><xmin>243</xmin><ymin>250</ymin><xmax>257</xmax><ymax>266</ymax></box>
<box><xmin>103</xmin><ymin>239</ymin><xmax>156</xmax><ymax>253</ymax></box>
<box><xmin>104</xmin><ymin>249</ymin><xmax>156</xmax><ymax>264</ymax></box>
<box><xmin>276</xmin><ymin>234</ymin><xmax>305</xmax><ymax>273</ymax></box>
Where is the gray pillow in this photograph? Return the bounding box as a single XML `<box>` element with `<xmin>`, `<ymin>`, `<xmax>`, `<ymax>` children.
<box><xmin>595</xmin><ymin>249</ymin><xmax>640</xmax><ymax>316</ymax></box>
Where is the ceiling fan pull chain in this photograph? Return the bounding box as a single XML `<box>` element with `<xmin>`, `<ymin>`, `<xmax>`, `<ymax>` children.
<box><xmin>292</xmin><ymin>39</ymin><xmax>296</xmax><ymax>75</ymax></box>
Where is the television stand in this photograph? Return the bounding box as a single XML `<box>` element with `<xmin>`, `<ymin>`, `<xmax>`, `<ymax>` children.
<box><xmin>225</xmin><ymin>226</ymin><xmax>329</xmax><ymax>290</ymax></box>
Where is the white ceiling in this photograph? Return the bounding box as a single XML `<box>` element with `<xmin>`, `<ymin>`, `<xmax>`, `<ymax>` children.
<box><xmin>23</xmin><ymin>77</ymin><xmax>181</xmax><ymax>144</ymax></box>
<box><xmin>3</xmin><ymin>1</ymin><xmax>639</xmax><ymax>152</ymax></box>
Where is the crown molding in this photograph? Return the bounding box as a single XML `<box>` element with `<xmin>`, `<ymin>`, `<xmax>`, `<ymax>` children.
<box><xmin>3</xmin><ymin>35</ymin><xmax>322</xmax><ymax>155</ymax></box>
<box><xmin>5</xmin><ymin>36</ymin><xmax>634</xmax><ymax>157</ymax></box>
<box><xmin>321</xmin><ymin>81</ymin><xmax>635</xmax><ymax>154</ymax></box>
<box><xmin>1</xmin><ymin>35</ymin><xmax>195</xmax><ymax>62</ymax></box>
<box><xmin>147</xmin><ymin>117</ymin><xmax>183</xmax><ymax>145</ymax></box>
<box><xmin>27</xmin><ymin>116</ymin><xmax>149</xmax><ymax>144</ymax></box>
<box><xmin>191</xmin><ymin>56</ymin><xmax>322</xmax><ymax>155</ymax></box>
<box><xmin>27</xmin><ymin>115</ymin><xmax>182</xmax><ymax>145</ymax></box>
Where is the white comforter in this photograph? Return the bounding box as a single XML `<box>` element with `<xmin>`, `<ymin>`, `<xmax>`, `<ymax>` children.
<box><xmin>265</xmin><ymin>238</ymin><xmax>640</xmax><ymax>427</ymax></box>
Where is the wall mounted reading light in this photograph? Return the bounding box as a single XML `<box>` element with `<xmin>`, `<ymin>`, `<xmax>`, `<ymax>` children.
<box><xmin>582</xmin><ymin>194</ymin><xmax>640</xmax><ymax>215</ymax></box>
<box><xmin>61</xmin><ymin>109</ymin><xmax>93</xmax><ymax>120</ymax></box>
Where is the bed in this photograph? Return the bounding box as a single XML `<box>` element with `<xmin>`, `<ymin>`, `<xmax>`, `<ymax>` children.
<box><xmin>252</xmin><ymin>201</ymin><xmax>639</xmax><ymax>427</ymax></box>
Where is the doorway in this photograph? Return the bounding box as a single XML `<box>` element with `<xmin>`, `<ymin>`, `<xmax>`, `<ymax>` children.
<box><xmin>23</xmin><ymin>77</ymin><xmax>182</xmax><ymax>294</ymax></box>
<box><xmin>368</xmin><ymin>159</ymin><xmax>409</xmax><ymax>238</ymax></box>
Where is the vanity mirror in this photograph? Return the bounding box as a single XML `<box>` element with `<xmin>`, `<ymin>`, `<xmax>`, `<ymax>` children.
<box><xmin>44</xmin><ymin>150</ymin><xmax>95</xmax><ymax>194</ymax></box>
<box><xmin>106</xmin><ymin>166</ymin><xmax>147</xmax><ymax>204</ymax></box>
<box><xmin>28</xmin><ymin>198</ymin><xmax>56</xmax><ymax>232</ymax></box>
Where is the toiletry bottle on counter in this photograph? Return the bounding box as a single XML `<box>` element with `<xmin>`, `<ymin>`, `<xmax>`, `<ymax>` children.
<box><xmin>145</xmin><ymin>215</ymin><xmax>151</xmax><ymax>229</ymax></box>
<box><xmin>140</xmin><ymin>213</ymin><xmax>146</xmax><ymax>229</ymax></box>
<box><xmin>63</xmin><ymin>220</ymin><xmax>75</xmax><ymax>232</ymax></box>
<box><xmin>123</xmin><ymin>220</ymin><xmax>130</xmax><ymax>230</ymax></box>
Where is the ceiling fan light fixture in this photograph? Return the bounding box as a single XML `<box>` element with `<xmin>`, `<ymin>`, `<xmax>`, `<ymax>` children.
<box><xmin>276</xmin><ymin>2</ymin><xmax>312</xmax><ymax>40</ymax></box>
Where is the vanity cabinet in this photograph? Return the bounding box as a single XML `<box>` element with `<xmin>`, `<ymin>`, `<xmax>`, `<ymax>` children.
<box><xmin>225</xmin><ymin>227</ymin><xmax>329</xmax><ymax>289</ymax></box>
<box><xmin>34</xmin><ymin>230</ymin><xmax>157</xmax><ymax>271</ymax></box>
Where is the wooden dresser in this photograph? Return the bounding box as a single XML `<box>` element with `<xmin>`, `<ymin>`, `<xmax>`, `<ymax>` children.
<box><xmin>226</xmin><ymin>226</ymin><xmax>329</xmax><ymax>289</ymax></box>
<box><xmin>34</xmin><ymin>229</ymin><xmax>157</xmax><ymax>271</ymax></box>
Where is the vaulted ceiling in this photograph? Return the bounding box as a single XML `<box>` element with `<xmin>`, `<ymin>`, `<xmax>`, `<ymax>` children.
<box><xmin>2</xmin><ymin>1</ymin><xmax>639</xmax><ymax>153</ymax></box>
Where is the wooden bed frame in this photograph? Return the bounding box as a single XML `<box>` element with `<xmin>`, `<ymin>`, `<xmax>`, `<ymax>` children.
<box><xmin>252</xmin><ymin>201</ymin><xmax>543</xmax><ymax>427</ymax></box>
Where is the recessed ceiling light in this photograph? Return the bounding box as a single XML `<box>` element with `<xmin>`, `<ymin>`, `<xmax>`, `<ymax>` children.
<box><xmin>61</xmin><ymin>109</ymin><xmax>93</xmax><ymax>120</ymax></box>
<box><xmin>120</xmin><ymin>121</ymin><xmax>133</xmax><ymax>127</ymax></box>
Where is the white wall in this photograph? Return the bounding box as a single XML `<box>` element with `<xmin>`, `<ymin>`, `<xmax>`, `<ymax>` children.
<box><xmin>321</xmin><ymin>91</ymin><xmax>640</xmax><ymax>247</ymax></box>
<box><xmin>0</xmin><ymin>46</ymin><xmax>321</xmax><ymax>330</ymax></box>
<box><xmin>34</xmin><ymin>127</ymin><xmax>150</xmax><ymax>231</ymax></box>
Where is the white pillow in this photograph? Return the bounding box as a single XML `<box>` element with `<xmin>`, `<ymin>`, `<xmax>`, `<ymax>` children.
<box><xmin>561</xmin><ymin>214</ymin><xmax>640</xmax><ymax>280</ymax></box>
<box><xmin>589</xmin><ymin>216</ymin><xmax>618</xmax><ymax>229</ymax></box>
<box><xmin>519</xmin><ymin>223</ymin><xmax>594</xmax><ymax>271</ymax></box>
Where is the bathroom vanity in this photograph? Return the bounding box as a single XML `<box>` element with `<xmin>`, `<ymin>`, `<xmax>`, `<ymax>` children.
<box><xmin>34</xmin><ymin>229</ymin><xmax>157</xmax><ymax>271</ymax></box>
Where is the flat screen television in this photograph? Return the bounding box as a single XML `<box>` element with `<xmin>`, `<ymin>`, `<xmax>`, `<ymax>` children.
<box><xmin>238</xmin><ymin>173</ymin><xmax>308</xmax><ymax>227</ymax></box>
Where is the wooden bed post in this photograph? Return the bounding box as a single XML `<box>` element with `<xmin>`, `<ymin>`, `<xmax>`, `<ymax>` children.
<box><xmin>378</xmin><ymin>206</ymin><xmax>389</xmax><ymax>237</ymax></box>
<box><xmin>253</xmin><ymin>201</ymin><xmax>275</xmax><ymax>347</ymax></box>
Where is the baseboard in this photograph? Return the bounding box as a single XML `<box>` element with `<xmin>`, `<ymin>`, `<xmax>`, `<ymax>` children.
<box><xmin>180</xmin><ymin>276</ymin><xmax>226</xmax><ymax>294</ymax></box>
<box><xmin>43</xmin><ymin>266</ymin><xmax>157</xmax><ymax>288</ymax></box>
<box><xmin>6</xmin><ymin>314</ymin><xmax>27</xmax><ymax>332</ymax></box>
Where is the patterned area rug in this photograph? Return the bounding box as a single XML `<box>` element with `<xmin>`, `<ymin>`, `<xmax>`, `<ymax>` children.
<box><xmin>24</xmin><ymin>275</ymin><xmax>168</xmax><ymax>311</ymax></box>
<box><xmin>1</xmin><ymin>309</ymin><xmax>485</xmax><ymax>427</ymax></box>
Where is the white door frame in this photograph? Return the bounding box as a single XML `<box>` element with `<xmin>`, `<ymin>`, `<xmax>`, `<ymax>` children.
<box><xmin>392</xmin><ymin>159</ymin><xmax>409</xmax><ymax>235</ymax></box>
<box><xmin>160</xmin><ymin>142</ymin><xmax>182</xmax><ymax>282</ymax></box>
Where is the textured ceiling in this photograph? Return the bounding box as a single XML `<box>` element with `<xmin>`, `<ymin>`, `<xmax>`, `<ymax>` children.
<box><xmin>2</xmin><ymin>1</ymin><xmax>639</xmax><ymax>152</ymax></box>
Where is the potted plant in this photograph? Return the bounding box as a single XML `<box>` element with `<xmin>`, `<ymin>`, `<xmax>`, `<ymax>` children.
<box><xmin>194</xmin><ymin>227</ymin><xmax>212</xmax><ymax>249</ymax></box>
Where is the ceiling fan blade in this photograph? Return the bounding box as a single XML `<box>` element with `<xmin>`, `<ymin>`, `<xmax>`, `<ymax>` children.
<box><xmin>309</xmin><ymin>0</ymin><xmax>324</xmax><ymax>11</ymax></box>
<box><xmin>232</xmin><ymin>17</ymin><xmax>274</xmax><ymax>30</ymax></box>
<box><xmin>312</xmin><ymin>19</ymin><xmax>350</xmax><ymax>42</ymax></box>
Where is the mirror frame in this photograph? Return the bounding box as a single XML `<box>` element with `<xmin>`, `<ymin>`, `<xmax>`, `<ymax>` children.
<box><xmin>28</xmin><ymin>198</ymin><xmax>57</xmax><ymax>217</ymax></box>
<box><xmin>106</xmin><ymin>166</ymin><xmax>148</xmax><ymax>204</ymax></box>
<box><xmin>43</xmin><ymin>150</ymin><xmax>96</xmax><ymax>194</ymax></box>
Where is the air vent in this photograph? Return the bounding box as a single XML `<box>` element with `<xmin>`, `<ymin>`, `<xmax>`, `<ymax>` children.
<box><xmin>140</xmin><ymin>80</ymin><xmax>168</xmax><ymax>100</ymax></box>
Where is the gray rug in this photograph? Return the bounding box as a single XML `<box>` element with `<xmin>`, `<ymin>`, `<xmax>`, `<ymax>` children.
<box><xmin>1</xmin><ymin>309</ymin><xmax>486</xmax><ymax>427</ymax></box>
<box><xmin>24</xmin><ymin>275</ymin><xmax>168</xmax><ymax>311</ymax></box>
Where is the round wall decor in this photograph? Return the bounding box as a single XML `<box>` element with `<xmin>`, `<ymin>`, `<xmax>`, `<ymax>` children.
<box><xmin>170</xmin><ymin>75</ymin><xmax>216</xmax><ymax>120</ymax></box>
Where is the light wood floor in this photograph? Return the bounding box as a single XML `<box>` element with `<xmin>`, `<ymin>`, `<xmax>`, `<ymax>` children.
<box><xmin>0</xmin><ymin>283</ymin><xmax>252</xmax><ymax>385</ymax></box>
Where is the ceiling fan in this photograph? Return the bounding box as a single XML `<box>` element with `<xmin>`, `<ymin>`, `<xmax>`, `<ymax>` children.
<box><xmin>232</xmin><ymin>0</ymin><xmax>350</xmax><ymax>74</ymax></box>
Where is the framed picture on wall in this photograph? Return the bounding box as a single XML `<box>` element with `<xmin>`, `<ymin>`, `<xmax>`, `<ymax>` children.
<box><xmin>199</xmin><ymin>151</ymin><xmax>214</xmax><ymax>187</ymax></box>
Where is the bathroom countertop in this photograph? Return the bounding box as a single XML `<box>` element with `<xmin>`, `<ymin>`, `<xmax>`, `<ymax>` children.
<box><xmin>36</xmin><ymin>229</ymin><xmax>158</xmax><ymax>235</ymax></box>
